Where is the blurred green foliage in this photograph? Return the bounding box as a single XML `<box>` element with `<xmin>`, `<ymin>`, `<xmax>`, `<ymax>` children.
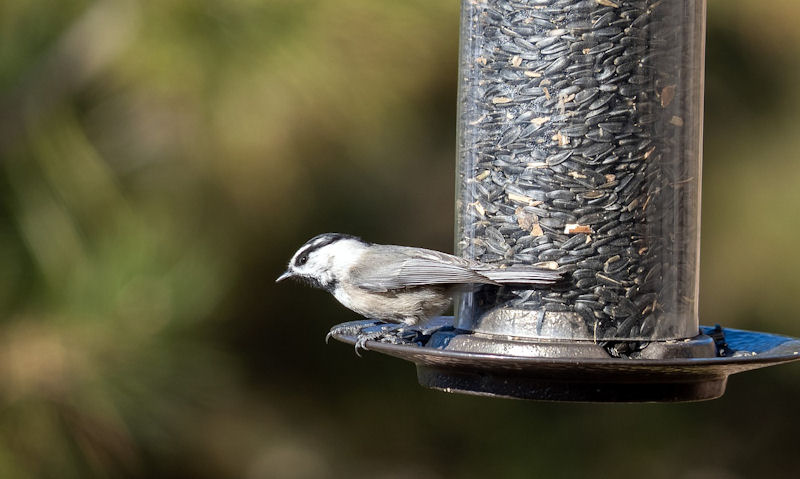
<box><xmin>1</xmin><ymin>0</ymin><xmax>800</xmax><ymax>478</ymax></box>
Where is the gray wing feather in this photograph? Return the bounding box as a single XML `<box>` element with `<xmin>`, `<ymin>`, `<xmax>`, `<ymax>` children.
<box><xmin>351</xmin><ymin>246</ymin><xmax>495</xmax><ymax>292</ymax></box>
<box><xmin>478</xmin><ymin>267</ymin><xmax>562</xmax><ymax>284</ymax></box>
<box><xmin>351</xmin><ymin>246</ymin><xmax>561</xmax><ymax>292</ymax></box>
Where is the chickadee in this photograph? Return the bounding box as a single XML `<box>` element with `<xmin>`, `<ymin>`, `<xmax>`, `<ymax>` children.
<box><xmin>276</xmin><ymin>233</ymin><xmax>562</xmax><ymax>328</ymax></box>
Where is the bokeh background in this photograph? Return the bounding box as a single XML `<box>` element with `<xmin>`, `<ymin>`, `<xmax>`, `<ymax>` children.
<box><xmin>1</xmin><ymin>0</ymin><xmax>799</xmax><ymax>477</ymax></box>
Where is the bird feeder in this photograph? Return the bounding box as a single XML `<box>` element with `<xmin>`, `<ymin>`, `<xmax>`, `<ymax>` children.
<box><xmin>330</xmin><ymin>0</ymin><xmax>800</xmax><ymax>401</ymax></box>
<box><xmin>454</xmin><ymin>0</ymin><xmax>706</xmax><ymax>350</ymax></box>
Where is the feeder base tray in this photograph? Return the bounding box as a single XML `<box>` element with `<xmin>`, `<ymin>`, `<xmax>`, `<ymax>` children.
<box><xmin>329</xmin><ymin>317</ymin><xmax>800</xmax><ymax>402</ymax></box>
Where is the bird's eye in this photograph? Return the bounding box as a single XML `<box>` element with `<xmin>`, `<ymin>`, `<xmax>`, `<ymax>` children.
<box><xmin>298</xmin><ymin>255</ymin><xmax>308</xmax><ymax>265</ymax></box>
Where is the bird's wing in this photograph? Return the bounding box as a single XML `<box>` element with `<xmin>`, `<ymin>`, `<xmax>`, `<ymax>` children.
<box><xmin>476</xmin><ymin>266</ymin><xmax>562</xmax><ymax>284</ymax></box>
<box><xmin>350</xmin><ymin>246</ymin><xmax>496</xmax><ymax>292</ymax></box>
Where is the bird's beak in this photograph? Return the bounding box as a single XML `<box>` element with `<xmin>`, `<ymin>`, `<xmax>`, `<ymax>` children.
<box><xmin>276</xmin><ymin>270</ymin><xmax>293</xmax><ymax>283</ymax></box>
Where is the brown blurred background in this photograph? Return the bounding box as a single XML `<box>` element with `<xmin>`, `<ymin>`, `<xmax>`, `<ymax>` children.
<box><xmin>1</xmin><ymin>0</ymin><xmax>799</xmax><ymax>477</ymax></box>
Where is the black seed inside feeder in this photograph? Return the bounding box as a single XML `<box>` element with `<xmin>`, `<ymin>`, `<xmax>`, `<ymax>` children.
<box><xmin>330</xmin><ymin>0</ymin><xmax>800</xmax><ymax>402</ymax></box>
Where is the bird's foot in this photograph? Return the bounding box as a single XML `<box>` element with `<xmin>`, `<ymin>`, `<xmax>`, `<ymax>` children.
<box><xmin>326</xmin><ymin>320</ymin><xmax>417</xmax><ymax>356</ymax></box>
<box><xmin>352</xmin><ymin>323</ymin><xmax>409</xmax><ymax>356</ymax></box>
<box><xmin>325</xmin><ymin>319</ymin><xmax>383</xmax><ymax>344</ymax></box>
<box><xmin>327</xmin><ymin>318</ymin><xmax>454</xmax><ymax>356</ymax></box>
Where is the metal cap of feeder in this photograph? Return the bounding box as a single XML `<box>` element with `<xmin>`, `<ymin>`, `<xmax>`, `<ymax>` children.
<box><xmin>329</xmin><ymin>0</ymin><xmax>800</xmax><ymax>402</ymax></box>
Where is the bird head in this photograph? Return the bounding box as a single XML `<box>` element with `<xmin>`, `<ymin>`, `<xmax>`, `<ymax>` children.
<box><xmin>276</xmin><ymin>233</ymin><xmax>367</xmax><ymax>291</ymax></box>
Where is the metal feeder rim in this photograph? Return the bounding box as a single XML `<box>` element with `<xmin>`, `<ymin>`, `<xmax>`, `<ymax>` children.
<box><xmin>329</xmin><ymin>319</ymin><xmax>800</xmax><ymax>402</ymax></box>
<box><xmin>333</xmin><ymin>330</ymin><xmax>800</xmax><ymax>368</ymax></box>
<box><xmin>331</xmin><ymin>323</ymin><xmax>800</xmax><ymax>368</ymax></box>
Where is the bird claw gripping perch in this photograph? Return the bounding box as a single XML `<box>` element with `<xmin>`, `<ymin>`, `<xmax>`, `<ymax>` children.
<box><xmin>325</xmin><ymin>319</ymin><xmax>383</xmax><ymax>344</ymax></box>
<box><xmin>327</xmin><ymin>320</ymin><xmax>408</xmax><ymax>356</ymax></box>
<box><xmin>352</xmin><ymin>323</ymin><xmax>408</xmax><ymax>356</ymax></box>
<box><xmin>327</xmin><ymin>318</ymin><xmax>454</xmax><ymax>356</ymax></box>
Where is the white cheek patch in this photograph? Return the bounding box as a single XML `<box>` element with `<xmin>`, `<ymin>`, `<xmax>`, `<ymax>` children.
<box><xmin>322</xmin><ymin>240</ymin><xmax>367</xmax><ymax>276</ymax></box>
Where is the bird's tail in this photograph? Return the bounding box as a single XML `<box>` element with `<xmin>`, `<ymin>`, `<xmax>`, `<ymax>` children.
<box><xmin>480</xmin><ymin>266</ymin><xmax>563</xmax><ymax>285</ymax></box>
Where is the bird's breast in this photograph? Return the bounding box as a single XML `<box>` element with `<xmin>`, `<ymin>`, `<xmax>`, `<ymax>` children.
<box><xmin>333</xmin><ymin>284</ymin><xmax>452</xmax><ymax>324</ymax></box>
